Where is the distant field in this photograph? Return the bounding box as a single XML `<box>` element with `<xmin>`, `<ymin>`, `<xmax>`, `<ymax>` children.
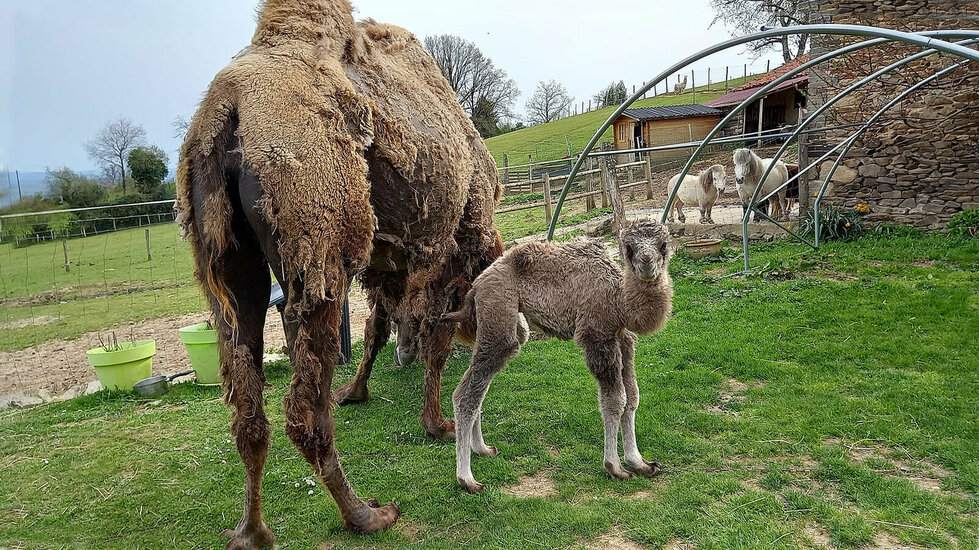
<box><xmin>484</xmin><ymin>76</ymin><xmax>753</xmax><ymax>167</ymax></box>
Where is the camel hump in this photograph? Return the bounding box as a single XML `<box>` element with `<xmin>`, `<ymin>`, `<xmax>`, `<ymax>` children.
<box><xmin>253</xmin><ymin>0</ymin><xmax>356</xmax><ymax>51</ymax></box>
<box><xmin>510</xmin><ymin>241</ymin><xmax>549</xmax><ymax>273</ymax></box>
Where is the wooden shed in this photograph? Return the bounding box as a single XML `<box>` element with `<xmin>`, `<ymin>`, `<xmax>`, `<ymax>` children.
<box><xmin>612</xmin><ymin>104</ymin><xmax>723</xmax><ymax>161</ymax></box>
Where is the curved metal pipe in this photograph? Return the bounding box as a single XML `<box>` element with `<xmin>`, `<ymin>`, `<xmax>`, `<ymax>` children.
<box><xmin>752</xmin><ymin>36</ymin><xmax>979</xmax><ymax>209</ymax></box>
<box><xmin>812</xmin><ymin>58</ymin><xmax>973</xmax><ymax>246</ymax></box>
<box><xmin>746</xmin><ymin>38</ymin><xmax>979</xmax><ymax>258</ymax></box>
<box><xmin>545</xmin><ymin>25</ymin><xmax>979</xmax><ymax>239</ymax></box>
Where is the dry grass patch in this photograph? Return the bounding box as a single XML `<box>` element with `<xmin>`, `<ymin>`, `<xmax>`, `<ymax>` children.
<box><xmin>584</xmin><ymin>527</ymin><xmax>647</xmax><ymax>549</ymax></box>
<box><xmin>823</xmin><ymin>438</ymin><xmax>955</xmax><ymax>494</ymax></box>
<box><xmin>798</xmin><ymin>521</ymin><xmax>833</xmax><ymax>549</ymax></box>
<box><xmin>502</xmin><ymin>469</ymin><xmax>558</xmax><ymax>498</ymax></box>
<box><xmin>705</xmin><ymin>378</ymin><xmax>763</xmax><ymax>416</ymax></box>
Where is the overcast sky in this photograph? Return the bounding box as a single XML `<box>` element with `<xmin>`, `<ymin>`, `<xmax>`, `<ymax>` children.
<box><xmin>0</xmin><ymin>0</ymin><xmax>777</xmax><ymax>173</ymax></box>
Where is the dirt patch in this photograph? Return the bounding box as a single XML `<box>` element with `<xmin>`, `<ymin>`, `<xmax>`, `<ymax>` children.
<box><xmin>502</xmin><ymin>469</ymin><xmax>558</xmax><ymax>498</ymax></box>
<box><xmin>0</xmin><ymin>287</ymin><xmax>370</xmax><ymax>397</ymax></box>
<box><xmin>912</xmin><ymin>259</ymin><xmax>935</xmax><ymax>267</ymax></box>
<box><xmin>822</xmin><ymin>438</ymin><xmax>953</xmax><ymax>494</ymax></box>
<box><xmin>584</xmin><ymin>527</ymin><xmax>647</xmax><ymax>550</ymax></box>
<box><xmin>871</xmin><ymin>531</ymin><xmax>919</xmax><ymax>550</ymax></box>
<box><xmin>706</xmin><ymin>378</ymin><xmax>760</xmax><ymax>416</ymax></box>
<box><xmin>396</xmin><ymin>519</ymin><xmax>425</xmax><ymax>543</ymax></box>
<box><xmin>663</xmin><ymin>540</ymin><xmax>694</xmax><ymax>550</ymax></box>
<box><xmin>819</xmin><ymin>271</ymin><xmax>859</xmax><ymax>281</ymax></box>
<box><xmin>799</xmin><ymin>522</ymin><xmax>832</xmax><ymax>548</ymax></box>
<box><xmin>0</xmin><ymin>315</ymin><xmax>58</xmax><ymax>330</ymax></box>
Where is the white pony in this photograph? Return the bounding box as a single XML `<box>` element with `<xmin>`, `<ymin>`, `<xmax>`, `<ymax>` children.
<box><xmin>667</xmin><ymin>164</ymin><xmax>727</xmax><ymax>224</ymax></box>
<box><xmin>733</xmin><ymin>148</ymin><xmax>790</xmax><ymax>222</ymax></box>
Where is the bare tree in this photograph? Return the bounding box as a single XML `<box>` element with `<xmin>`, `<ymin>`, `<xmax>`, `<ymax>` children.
<box><xmin>172</xmin><ymin>116</ymin><xmax>190</xmax><ymax>139</ymax></box>
<box><xmin>710</xmin><ymin>0</ymin><xmax>811</xmax><ymax>62</ymax></box>
<box><xmin>85</xmin><ymin>118</ymin><xmax>146</xmax><ymax>192</ymax></box>
<box><xmin>526</xmin><ymin>80</ymin><xmax>574</xmax><ymax>125</ymax></box>
<box><xmin>424</xmin><ymin>34</ymin><xmax>519</xmax><ymax>136</ymax></box>
<box><xmin>593</xmin><ymin>81</ymin><xmax>628</xmax><ymax>109</ymax></box>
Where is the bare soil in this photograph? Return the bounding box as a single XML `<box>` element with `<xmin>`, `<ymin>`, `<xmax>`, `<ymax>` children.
<box><xmin>0</xmin><ymin>287</ymin><xmax>370</xmax><ymax>397</ymax></box>
<box><xmin>502</xmin><ymin>469</ymin><xmax>558</xmax><ymax>498</ymax></box>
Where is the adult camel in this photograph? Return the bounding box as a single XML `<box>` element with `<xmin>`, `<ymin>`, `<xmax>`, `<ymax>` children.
<box><xmin>177</xmin><ymin>0</ymin><xmax>501</xmax><ymax>546</ymax></box>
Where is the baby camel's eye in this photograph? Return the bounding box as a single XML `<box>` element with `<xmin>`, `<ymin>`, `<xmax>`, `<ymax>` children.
<box><xmin>660</xmin><ymin>243</ymin><xmax>668</xmax><ymax>256</ymax></box>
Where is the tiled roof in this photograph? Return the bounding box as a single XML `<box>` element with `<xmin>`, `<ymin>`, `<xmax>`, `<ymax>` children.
<box><xmin>733</xmin><ymin>53</ymin><xmax>811</xmax><ymax>92</ymax></box>
<box><xmin>619</xmin><ymin>104</ymin><xmax>723</xmax><ymax>121</ymax></box>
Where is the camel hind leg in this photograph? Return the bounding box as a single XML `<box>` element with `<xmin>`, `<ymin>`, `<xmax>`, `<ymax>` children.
<box><xmin>283</xmin><ymin>276</ymin><xmax>400</xmax><ymax>533</ymax></box>
<box><xmin>453</xmin><ymin>287</ymin><xmax>521</xmax><ymax>493</ymax></box>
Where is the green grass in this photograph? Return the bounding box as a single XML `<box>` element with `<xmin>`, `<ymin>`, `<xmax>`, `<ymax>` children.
<box><xmin>0</xmin><ymin>224</ymin><xmax>205</xmax><ymax>352</ymax></box>
<box><xmin>1</xmin><ymin>231</ymin><xmax>977</xmax><ymax>549</ymax></box>
<box><xmin>484</xmin><ymin>77</ymin><xmax>753</xmax><ymax>167</ymax></box>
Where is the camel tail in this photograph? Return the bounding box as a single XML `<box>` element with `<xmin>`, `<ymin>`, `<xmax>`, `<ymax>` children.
<box><xmin>176</xmin><ymin>106</ymin><xmax>241</xmax><ymax>336</ymax></box>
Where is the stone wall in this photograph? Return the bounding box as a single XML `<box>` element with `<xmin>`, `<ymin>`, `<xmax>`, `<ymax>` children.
<box><xmin>805</xmin><ymin>0</ymin><xmax>979</xmax><ymax>229</ymax></box>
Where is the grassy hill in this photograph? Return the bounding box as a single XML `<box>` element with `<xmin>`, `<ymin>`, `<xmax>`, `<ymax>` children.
<box><xmin>485</xmin><ymin>76</ymin><xmax>753</xmax><ymax>167</ymax></box>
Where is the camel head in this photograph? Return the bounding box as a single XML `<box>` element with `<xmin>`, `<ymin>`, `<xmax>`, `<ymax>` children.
<box><xmin>733</xmin><ymin>148</ymin><xmax>753</xmax><ymax>187</ymax></box>
<box><xmin>619</xmin><ymin>220</ymin><xmax>673</xmax><ymax>281</ymax></box>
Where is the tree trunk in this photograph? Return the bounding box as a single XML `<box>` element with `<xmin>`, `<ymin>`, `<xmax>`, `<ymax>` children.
<box><xmin>119</xmin><ymin>152</ymin><xmax>126</xmax><ymax>192</ymax></box>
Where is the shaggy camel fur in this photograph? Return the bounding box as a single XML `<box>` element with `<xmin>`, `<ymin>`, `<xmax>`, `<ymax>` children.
<box><xmin>445</xmin><ymin>221</ymin><xmax>674</xmax><ymax>493</ymax></box>
<box><xmin>666</xmin><ymin>164</ymin><xmax>727</xmax><ymax>224</ymax></box>
<box><xmin>733</xmin><ymin>148</ymin><xmax>790</xmax><ymax>222</ymax></box>
<box><xmin>177</xmin><ymin>0</ymin><xmax>501</xmax><ymax>546</ymax></box>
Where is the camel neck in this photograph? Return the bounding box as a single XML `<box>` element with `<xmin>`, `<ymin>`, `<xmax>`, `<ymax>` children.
<box><xmin>617</xmin><ymin>271</ymin><xmax>673</xmax><ymax>335</ymax></box>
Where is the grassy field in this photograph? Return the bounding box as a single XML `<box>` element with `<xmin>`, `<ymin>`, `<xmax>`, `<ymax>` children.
<box><xmin>484</xmin><ymin>77</ymin><xmax>753</xmax><ymax>167</ymax></box>
<box><xmin>0</xmin><ymin>224</ymin><xmax>205</xmax><ymax>352</ymax></box>
<box><xmin>1</xmin><ymin>231</ymin><xmax>976</xmax><ymax>549</ymax></box>
<box><xmin>0</xmin><ymin>206</ymin><xmax>609</xmax><ymax>352</ymax></box>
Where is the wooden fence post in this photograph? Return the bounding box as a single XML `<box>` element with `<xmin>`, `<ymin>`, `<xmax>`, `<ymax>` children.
<box><xmin>542</xmin><ymin>173</ymin><xmax>553</xmax><ymax>223</ymax></box>
<box><xmin>585</xmin><ymin>157</ymin><xmax>596</xmax><ymax>211</ymax></box>
<box><xmin>644</xmin><ymin>156</ymin><xmax>654</xmax><ymax>200</ymax></box>
<box><xmin>63</xmin><ymin>240</ymin><xmax>70</xmax><ymax>272</ymax></box>
<box><xmin>602</xmin><ymin>143</ymin><xmax>626</xmax><ymax>246</ymax></box>
<box><xmin>627</xmin><ymin>164</ymin><xmax>635</xmax><ymax>201</ymax></box>
<box><xmin>145</xmin><ymin>228</ymin><xmax>152</xmax><ymax>261</ymax></box>
<box><xmin>691</xmin><ymin>70</ymin><xmax>696</xmax><ymax>103</ymax></box>
<box><xmin>725</xmin><ymin>66</ymin><xmax>730</xmax><ymax>92</ymax></box>
<box><xmin>744</xmin><ymin>63</ymin><xmax>747</xmax><ymax>80</ymax></box>
<box><xmin>707</xmin><ymin>67</ymin><xmax>711</xmax><ymax>90</ymax></box>
<box><xmin>599</xmin><ymin>144</ymin><xmax>611</xmax><ymax>209</ymax></box>
<box><xmin>503</xmin><ymin>153</ymin><xmax>509</xmax><ymax>189</ymax></box>
<box><xmin>528</xmin><ymin>154</ymin><xmax>534</xmax><ymax>192</ymax></box>
<box><xmin>798</xmin><ymin>129</ymin><xmax>810</xmax><ymax>219</ymax></box>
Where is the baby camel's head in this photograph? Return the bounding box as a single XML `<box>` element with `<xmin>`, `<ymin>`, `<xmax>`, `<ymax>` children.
<box><xmin>620</xmin><ymin>220</ymin><xmax>673</xmax><ymax>281</ymax></box>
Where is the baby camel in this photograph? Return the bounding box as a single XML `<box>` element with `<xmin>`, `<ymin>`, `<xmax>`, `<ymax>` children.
<box><xmin>444</xmin><ymin>220</ymin><xmax>674</xmax><ymax>493</ymax></box>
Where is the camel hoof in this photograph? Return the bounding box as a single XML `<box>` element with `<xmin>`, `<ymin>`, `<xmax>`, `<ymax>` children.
<box><xmin>334</xmin><ymin>382</ymin><xmax>369</xmax><ymax>406</ymax></box>
<box><xmin>475</xmin><ymin>445</ymin><xmax>499</xmax><ymax>457</ymax></box>
<box><xmin>605</xmin><ymin>461</ymin><xmax>633</xmax><ymax>481</ymax></box>
<box><xmin>346</xmin><ymin>501</ymin><xmax>400</xmax><ymax>534</ymax></box>
<box><xmin>459</xmin><ymin>477</ymin><xmax>486</xmax><ymax>494</ymax></box>
<box><xmin>423</xmin><ymin>417</ymin><xmax>456</xmax><ymax>441</ymax></box>
<box><xmin>221</xmin><ymin>524</ymin><xmax>274</xmax><ymax>550</ymax></box>
<box><xmin>627</xmin><ymin>460</ymin><xmax>661</xmax><ymax>477</ymax></box>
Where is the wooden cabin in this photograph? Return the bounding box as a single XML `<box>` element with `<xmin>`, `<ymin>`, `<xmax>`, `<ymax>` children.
<box><xmin>612</xmin><ymin>104</ymin><xmax>723</xmax><ymax>162</ymax></box>
<box><xmin>705</xmin><ymin>54</ymin><xmax>809</xmax><ymax>145</ymax></box>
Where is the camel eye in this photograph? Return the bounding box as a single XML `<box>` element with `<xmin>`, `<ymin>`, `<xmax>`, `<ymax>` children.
<box><xmin>660</xmin><ymin>243</ymin><xmax>668</xmax><ymax>255</ymax></box>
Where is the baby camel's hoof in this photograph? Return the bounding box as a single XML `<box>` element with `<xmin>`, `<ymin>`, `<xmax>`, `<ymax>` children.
<box><xmin>476</xmin><ymin>446</ymin><xmax>499</xmax><ymax>457</ymax></box>
<box><xmin>458</xmin><ymin>477</ymin><xmax>486</xmax><ymax>494</ymax></box>
<box><xmin>423</xmin><ymin>417</ymin><xmax>456</xmax><ymax>441</ymax></box>
<box><xmin>627</xmin><ymin>460</ymin><xmax>661</xmax><ymax>477</ymax></box>
<box><xmin>334</xmin><ymin>382</ymin><xmax>369</xmax><ymax>406</ymax></box>
<box><xmin>345</xmin><ymin>500</ymin><xmax>401</xmax><ymax>534</ymax></box>
<box><xmin>605</xmin><ymin>461</ymin><xmax>634</xmax><ymax>481</ymax></box>
<box><xmin>221</xmin><ymin>524</ymin><xmax>274</xmax><ymax>550</ymax></box>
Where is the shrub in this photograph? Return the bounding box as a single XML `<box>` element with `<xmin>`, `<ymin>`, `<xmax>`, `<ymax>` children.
<box><xmin>801</xmin><ymin>204</ymin><xmax>864</xmax><ymax>242</ymax></box>
<box><xmin>947</xmin><ymin>209</ymin><xmax>979</xmax><ymax>238</ymax></box>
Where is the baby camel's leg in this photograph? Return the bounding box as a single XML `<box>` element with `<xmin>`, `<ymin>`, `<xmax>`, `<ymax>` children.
<box><xmin>619</xmin><ymin>333</ymin><xmax>660</xmax><ymax>476</ymax></box>
<box><xmin>453</xmin><ymin>297</ymin><xmax>521</xmax><ymax>493</ymax></box>
<box><xmin>581</xmin><ymin>333</ymin><xmax>631</xmax><ymax>480</ymax></box>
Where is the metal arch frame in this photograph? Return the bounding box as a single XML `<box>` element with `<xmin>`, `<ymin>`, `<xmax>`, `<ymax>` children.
<box><xmin>812</xmin><ymin>57</ymin><xmax>974</xmax><ymax>246</ymax></box>
<box><xmin>545</xmin><ymin>24</ymin><xmax>979</xmax><ymax>243</ymax></box>
<box><xmin>741</xmin><ymin>37</ymin><xmax>979</xmax><ymax>268</ymax></box>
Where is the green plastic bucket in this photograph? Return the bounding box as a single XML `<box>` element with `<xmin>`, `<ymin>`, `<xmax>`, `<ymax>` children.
<box><xmin>86</xmin><ymin>340</ymin><xmax>156</xmax><ymax>391</ymax></box>
<box><xmin>179</xmin><ymin>323</ymin><xmax>221</xmax><ymax>386</ymax></box>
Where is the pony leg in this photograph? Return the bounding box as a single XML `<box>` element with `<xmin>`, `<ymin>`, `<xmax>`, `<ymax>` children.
<box><xmin>699</xmin><ymin>203</ymin><xmax>708</xmax><ymax>225</ymax></box>
<box><xmin>676</xmin><ymin>203</ymin><xmax>686</xmax><ymax>224</ymax></box>
<box><xmin>284</xmin><ymin>278</ymin><xmax>399</xmax><ymax>534</ymax></box>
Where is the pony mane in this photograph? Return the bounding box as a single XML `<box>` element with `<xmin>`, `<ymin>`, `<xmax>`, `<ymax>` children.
<box><xmin>698</xmin><ymin>166</ymin><xmax>715</xmax><ymax>194</ymax></box>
